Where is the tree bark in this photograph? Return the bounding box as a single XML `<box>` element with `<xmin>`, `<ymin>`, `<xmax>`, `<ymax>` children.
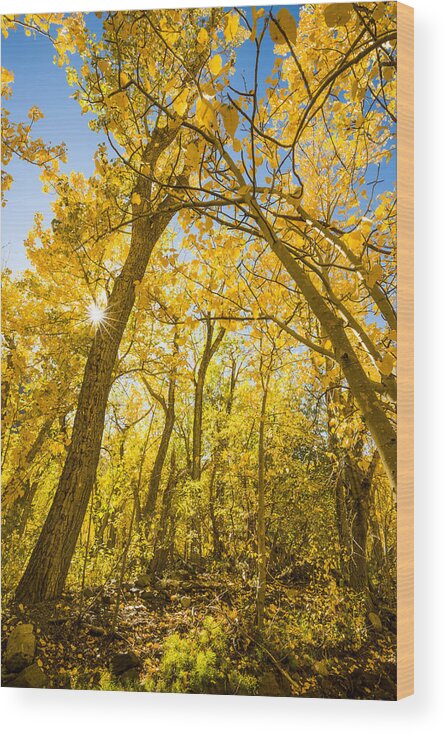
<box><xmin>191</xmin><ymin>318</ymin><xmax>225</xmax><ymax>481</ymax></box>
<box><xmin>344</xmin><ymin>451</ymin><xmax>378</xmax><ymax>593</ymax></box>
<box><xmin>267</xmin><ymin>232</ymin><xmax>396</xmax><ymax>491</ymax></box>
<box><xmin>149</xmin><ymin>449</ymin><xmax>177</xmax><ymax>577</ymax></box>
<box><xmin>231</xmin><ymin>191</ymin><xmax>397</xmax><ymax>490</ymax></box>
<box><xmin>334</xmin><ymin>469</ymin><xmax>351</xmax><ymax>580</ymax></box>
<box><xmin>143</xmin><ymin>373</ymin><xmax>176</xmax><ymax>519</ymax></box>
<box><xmin>209</xmin><ymin>359</ymin><xmax>238</xmax><ymax>559</ymax></box>
<box><xmin>2</xmin><ymin>415</ymin><xmax>55</xmax><ymax>510</ymax></box>
<box><xmin>15</xmin><ymin>190</ymin><xmax>178</xmax><ymax>604</ymax></box>
<box><xmin>208</xmin><ymin>461</ymin><xmax>224</xmax><ymax>559</ymax></box>
<box><xmin>256</xmin><ymin>377</ymin><xmax>269</xmax><ymax>633</ymax></box>
<box><xmin>1</xmin><ymin>337</ymin><xmax>15</xmax><ymax>430</ymax></box>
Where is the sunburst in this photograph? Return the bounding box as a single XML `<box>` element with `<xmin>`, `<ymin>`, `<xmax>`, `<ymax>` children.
<box><xmin>86</xmin><ymin>302</ymin><xmax>107</xmax><ymax>329</ymax></box>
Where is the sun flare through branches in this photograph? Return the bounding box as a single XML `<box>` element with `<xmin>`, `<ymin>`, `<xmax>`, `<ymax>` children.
<box><xmin>86</xmin><ymin>301</ymin><xmax>107</xmax><ymax>330</ymax></box>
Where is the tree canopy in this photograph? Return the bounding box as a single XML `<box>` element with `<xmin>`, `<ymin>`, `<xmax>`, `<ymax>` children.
<box><xmin>2</xmin><ymin>4</ymin><xmax>398</xmax><ymax>699</ymax></box>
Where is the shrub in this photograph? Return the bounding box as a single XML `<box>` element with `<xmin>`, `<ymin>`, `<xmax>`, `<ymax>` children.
<box><xmin>155</xmin><ymin>615</ymin><xmax>257</xmax><ymax>695</ymax></box>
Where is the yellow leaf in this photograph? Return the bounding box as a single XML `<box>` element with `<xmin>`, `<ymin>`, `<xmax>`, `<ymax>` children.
<box><xmin>277</xmin><ymin>8</ymin><xmax>296</xmax><ymax>44</ymax></box>
<box><xmin>220</xmin><ymin>104</ymin><xmax>239</xmax><ymax>139</ymax></box>
<box><xmin>224</xmin><ymin>13</ymin><xmax>239</xmax><ymax>42</ymax></box>
<box><xmin>269</xmin><ymin>19</ymin><xmax>283</xmax><ymax>45</ymax></box>
<box><xmin>172</xmin><ymin>89</ymin><xmax>189</xmax><ymax>116</ymax></box>
<box><xmin>98</xmin><ymin>59</ymin><xmax>108</xmax><ymax>74</ymax></box>
<box><xmin>184</xmin><ymin>142</ymin><xmax>200</xmax><ymax>168</ymax></box>
<box><xmin>119</xmin><ymin>71</ymin><xmax>130</xmax><ymax>87</ymax></box>
<box><xmin>324</xmin><ymin>3</ymin><xmax>353</xmax><ymax>28</ymax></box>
<box><xmin>377</xmin><ymin>353</ymin><xmax>394</xmax><ymax>376</ymax></box>
<box><xmin>346</xmin><ymin>229</ymin><xmax>363</xmax><ymax>248</ymax></box>
<box><xmin>196</xmin><ymin>98</ymin><xmax>216</xmax><ymax>131</ymax></box>
<box><xmin>250</xmin><ymin>7</ymin><xmax>258</xmax><ymax>42</ymax></box>
<box><xmin>249</xmin><ymin>7</ymin><xmax>265</xmax><ymax>42</ymax></box>
<box><xmin>27</xmin><ymin>106</ymin><xmax>44</xmax><ymax>121</ymax></box>
<box><xmin>365</xmin><ymin>263</ymin><xmax>383</xmax><ymax>288</ymax></box>
<box><xmin>131</xmin><ymin>192</ymin><xmax>141</xmax><ymax>206</ymax></box>
<box><xmin>373</xmin><ymin>4</ymin><xmax>386</xmax><ymax>19</ymax></box>
<box><xmin>197</xmin><ymin>27</ymin><xmax>209</xmax><ymax>46</ymax></box>
<box><xmin>209</xmin><ymin>54</ymin><xmax>222</xmax><ymax>76</ymax></box>
<box><xmin>112</xmin><ymin>91</ymin><xmax>128</xmax><ymax>109</ymax></box>
<box><xmin>1</xmin><ymin>67</ymin><xmax>14</xmax><ymax>87</ymax></box>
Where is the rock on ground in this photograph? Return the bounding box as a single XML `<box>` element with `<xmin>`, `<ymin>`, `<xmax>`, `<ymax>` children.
<box><xmin>258</xmin><ymin>671</ymin><xmax>291</xmax><ymax>697</ymax></box>
<box><xmin>111</xmin><ymin>651</ymin><xmax>141</xmax><ymax>676</ymax></box>
<box><xmin>135</xmin><ymin>574</ymin><xmax>152</xmax><ymax>589</ymax></box>
<box><xmin>10</xmin><ymin>663</ymin><xmax>48</xmax><ymax>689</ymax></box>
<box><xmin>119</xmin><ymin>667</ymin><xmax>140</xmax><ymax>685</ymax></box>
<box><xmin>5</xmin><ymin>623</ymin><xmax>36</xmax><ymax>673</ymax></box>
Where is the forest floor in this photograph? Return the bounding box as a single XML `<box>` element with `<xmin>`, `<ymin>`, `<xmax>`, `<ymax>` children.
<box><xmin>1</xmin><ymin>568</ymin><xmax>397</xmax><ymax>699</ymax></box>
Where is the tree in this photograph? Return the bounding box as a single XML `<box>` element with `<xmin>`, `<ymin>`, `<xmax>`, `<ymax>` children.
<box><xmin>15</xmin><ymin>9</ymin><xmax>223</xmax><ymax>602</ymax></box>
<box><xmin>3</xmin><ymin>7</ymin><xmax>398</xmax><ymax>636</ymax></box>
<box><xmin>156</xmin><ymin>5</ymin><xmax>398</xmax><ymax>489</ymax></box>
<box><xmin>191</xmin><ymin>317</ymin><xmax>225</xmax><ymax>482</ymax></box>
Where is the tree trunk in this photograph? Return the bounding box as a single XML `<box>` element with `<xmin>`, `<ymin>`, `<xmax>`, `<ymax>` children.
<box><xmin>344</xmin><ymin>452</ymin><xmax>378</xmax><ymax>594</ymax></box>
<box><xmin>149</xmin><ymin>450</ymin><xmax>177</xmax><ymax>577</ymax></box>
<box><xmin>191</xmin><ymin>319</ymin><xmax>225</xmax><ymax>481</ymax></box>
<box><xmin>2</xmin><ymin>415</ymin><xmax>55</xmax><ymax>510</ymax></box>
<box><xmin>245</xmin><ymin>202</ymin><xmax>397</xmax><ymax>490</ymax></box>
<box><xmin>2</xmin><ymin>476</ymin><xmax>40</xmax><ymax>540</ymax></box>
<box><xmin>15</xmin><ymin>191</ymin><xmax>178</xmax><ymax>604</ymax></box>
<box><xmin>17</xmin><ymin>479</ymin><xmax>39</xmax><ymax>537</ymax></box>
<box><xmin>209</xmin><ymin>360</ymin><xmax>238</xmax><ymax>560</ymax></box>
<box><xmin>143</xmin><ymin>375</ymin><xmax>176</xmax><ymax>519</ymax></box>
<box><xmin>349</xmin><ymin>494</ymin><xmax>370</xmax><ymax>593</ymax></box>
<box><xmin>1</xmin><ymin>338</ymin><xmax>15</xmax><ymax>430</ymax></box>
<box><xmin>334</xmin><ymin>469</ymin><xmax>351</xmax><ymax>581</ymax></box>
<box><xmin>256</xmin><ymin>379</ymin><xmax>269</xmax><ymax>633</ymax></box>
<box><xmin>208</xmin><ymin>461</ymin><xmax>224</xmax><ymax>559</ymax></box>
<box><xmin>270</xmin><ymin>236</ymin><xmax>396</xmax><ymax>491</ymax></box>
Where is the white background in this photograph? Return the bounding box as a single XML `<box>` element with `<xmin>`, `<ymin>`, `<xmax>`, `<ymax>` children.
<box><xmin>1</xmin><ymin>0</ymin><xmax>446</xmax><ymax>731</ymax></box>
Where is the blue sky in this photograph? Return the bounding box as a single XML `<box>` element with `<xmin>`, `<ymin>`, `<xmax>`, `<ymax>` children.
<box><xmin>1</xmin><ymin>15</ymin><xmax>104</xmax><ymax>270</ymax></box>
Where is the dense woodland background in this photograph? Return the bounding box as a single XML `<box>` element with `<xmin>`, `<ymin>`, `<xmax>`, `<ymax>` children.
<box><xmin>2</xmin><ymin>4</ymin><xmax>398</xmax><ymax>698</ymax></box>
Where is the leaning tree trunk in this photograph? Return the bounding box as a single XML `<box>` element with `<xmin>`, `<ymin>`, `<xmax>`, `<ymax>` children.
<box><xmin>205</xmin><ymin>146</ymin><xmax>396</xmax><ymax>488</ymax></box>
<box><xmin>243</xmin><ymin>200</ymin><xmax>397</xmax><ymax>491</ymax></box>
<box><xmin>191</xmin><ymin>320</ymin><xmax>225</xmax><ymax>481</ymax></box>
<box><xmin>272</xmin><ymin>238</ymin><xmax>396</xmax><ymax>490</ymax></box>
<box><xmin>2</xmin><ymin>415</ymin><xmax>55</xmax><ymax>511</ymax></box>
<box><xmin>143</xmin><ymin>371</ymin><xmax>176</xmax><ymax>520</ymax></box>
<box><xmin>15</xmin><ymin>191</ymin><xmax>178</xmax><ymax>604</ymax></box>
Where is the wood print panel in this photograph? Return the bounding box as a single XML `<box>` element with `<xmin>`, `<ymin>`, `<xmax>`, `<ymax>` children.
<box><xmin>1</xmin><ymin>3</ymin><xmax>413</xmax><ymax>699</ymax></box>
